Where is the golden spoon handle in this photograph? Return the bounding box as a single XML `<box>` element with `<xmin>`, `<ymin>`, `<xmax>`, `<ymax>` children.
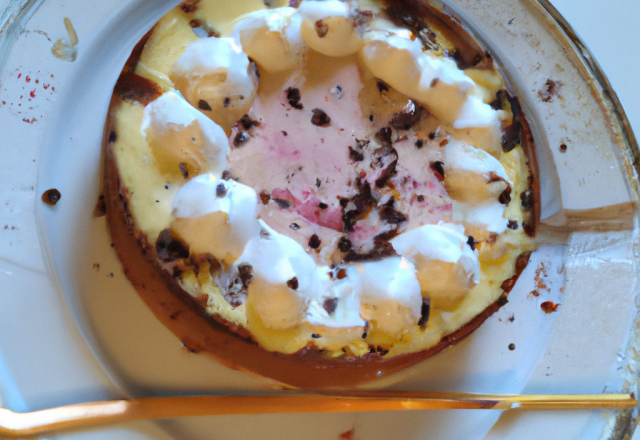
<box><xmin>0</xmin><ymin>393</ymin><xmax>635</xmax><ymax>438</ymax></box>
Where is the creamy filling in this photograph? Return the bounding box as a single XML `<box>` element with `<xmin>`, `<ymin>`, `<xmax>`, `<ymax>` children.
<box><xmin>142</xmin><ymin>0</ymin><xmax>524</xmax><ymax>341</ymax></box>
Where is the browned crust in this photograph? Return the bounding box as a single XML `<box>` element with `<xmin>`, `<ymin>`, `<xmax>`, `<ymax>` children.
<box><xmin>103</xmin><ymin>7</ymin><xmax>536</xmax><ymax>389</ymax></box>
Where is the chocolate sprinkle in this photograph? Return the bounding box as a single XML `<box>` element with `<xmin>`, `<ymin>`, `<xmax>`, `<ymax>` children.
<box><xmin>286</xmin><ymin>87</ymin><xmax>303</xmax><ymax>110</ymax></box>
<box><xmin>323</xmin><ymin>297</ymin><xmax>338</xmax><ymax>314</ymax></box>
<box><xmin>308</xmin><ymin>234</ymin><xmax>321</xmax><ymax>249</ymax></box>
<box><xmin>311</xmin><ymin>108</ymin><xmax>331</xmax><ymax>127</ymax></box>
<box><xmin>337</xmin><ymin>237</ymin><xmax>352</xmax><ymax>252</ymax></box>
<box><xmin>418</xmin><ymin>297</ymin><xmax>431</xmax><ymax>329</ymax></box>
<box><xmin>467</xmin><ymin>236</ymin><xmax>477</xmax><ymax>250</ymax></box>
<box><xmin>216</xmin><ymin>183</ymin><xmax>227</xmax><ymax>198</ymax></box>
<box><xmin>273</xmin><ymin>198</ymin><xmax>291</xmax><ymax>209</ymax></box>
<box><xmin>198</xmin><ymin>99</ymin><xmax>212</xmax><ymax>111</ymax></box>
<box><xmin>507</xmin><ymin>220</ymin><xmax>519</xmax><ymax>230</ymax></box>
<box><xmin>430</xmin><ymin>161</ymin><xmax>445</xmax><ymax>181</ymax></box>
<box><xmin>223</xmin><ymin>97</ymin><xmax>231</xmax><ymax>107</ymax></box>
<box><xmin>389</xmin><ymin>100</ymin><xmax>426</xmax><ymax>130</ymax></box>
<box><xmin>287</xmin><ymin>277</ymin><xmax>299</xmax><ymax>290</ymax></box>
<box><xmin>259</xmin><ymin>190</ymin><xmax>270</xmax><ymax>205</ymax></box>
<box><xmin>178</xmin><ymin>163</ymin><xmax>189</xmax><ymax>179</ymax></box>
<box><xmin>290</xmin><ymin>223</ymin><xmax>300</xmax><ymax>230</ymax></box>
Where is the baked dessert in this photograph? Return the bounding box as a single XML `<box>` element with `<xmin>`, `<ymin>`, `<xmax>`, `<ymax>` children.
<box><xmin>104</xmin><ymin>0</ymin><xmax>538</xmax><ymax>388</ymax></box>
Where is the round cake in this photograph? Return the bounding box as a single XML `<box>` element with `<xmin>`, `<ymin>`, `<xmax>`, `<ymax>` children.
<box><xmin>104</xmin><ymin>0</ymin><xmax>538</xmax><ymax>388</ymax></box>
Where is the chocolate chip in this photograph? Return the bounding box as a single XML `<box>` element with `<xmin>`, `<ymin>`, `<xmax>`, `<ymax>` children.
<box><xmin>259</xmin><ymin>190</ymin><xmax>270</xmax><ymax>205</ymax></box>
<box><xmin>467</xmin><ymin>236</ymin><xmax>477</xmax><ymax>250</ymax></box>
<box><xmin>336</xmin><ymin>268</ymin><xmax>347</xmax><ymax>279</ymax></box>
<box><xmin>42</xmin><ymin>188</ymin><xmax>61</xmax><ymax>206</ymax></box>
<box><xmin>376</xmin><ymin>80</ymin><xmax>389</xmax><ymax>93</ymax></box>
<box><xmin>318</xmin><ymin>202</ymin><xmax>328</xmax><ymax>210</ymax></box>
<box><xmin>428</xmin><ymin>131</ymin><xmax>436</xmax><ymax>140</ymax></box>
<box><xmin>198</xmin><ymin>99</ymin><xmax>212</xmax><ymax>111</ymax></box>
<box><xmin>417</xmin><ymin>195</ymin><xmax>424</xmax><ymax>202</ymax></box>
<box><xmin>308</xmin><ymin>234</ymin><xmax>321</xmax><ymax>249</ymax></box>
<box><xmin>108</xmin><ymin>131</ymin><xmax>117</xmax><ymax>143</ymax></box>
<box><xmin>223</xmin><ymin>97</ymin><xmax>231</xmax><ymax>108</ymax></box>
<box><xmin>273</xmin><ymin>198</ymin><xmax>291</xmax><ymax>209</ymax></box>
<box><xmin>237</xmin><ymin>263</ymin><xmax>253</xmax><ymax>285</ymax></box>
<box><xmin>522</xmin><ymin>220</ymin><xmax>535</xmax><ymax>236</ymax></box>
<box><xmin>415</xmin><ymin>139</ymin><xmax>424</xmax><ymax>148</ymax></box>
<box><xmin>286</xmin><ymin>87</ymin><xmax>303</xmax><ymax>110</ymax></box>
<box><xmin>216</xmin><ymin>183</ymin><xmax>227</xmax><ymax>198</ymax></box>
<box><xmin>290</xmin><ymin>223</ymin><xmax>300</xmax><ymax>230</ymax></box>
<box><xmin>430</xmin><ymin>161</ymin><xmax>445</xmax><ymax>181</ymax></box>
<box><xmin>156</xmin><ymin>228</ymin><xmax>190</xmax><ymax>261</ymax></box>
<box><xmin>508</xmin><ymin>343</ymin><xmax>516</xmax><ymax>351</ymax></box>
<box><xmin>337</xmin><ymin>237</ymin><xmax>352</xmax><ymax>252</ymax></box>
<box><xmin>287</xmin><ymin>277</ymin><xmax>299</xmax><ymax>290</ymax></box>
<box><xmin>507</xmin><ymin>220</ymin><xmax>519</xmax><ymax>230</ymax></box>
<box><xmin>178</xmin><ymin>163</ymin><xmax>189</xmax><ymax>179</ymax></box>
<box><xmin>311</xmin><ymin>333</ymin><xmax>321</xmax><ymax>338</ymax></box>
<box><xmin>499</xmin><ymin>186</ymin><xmax>512</xmax><ymax>205</ymax></box>
<box><xmin>418</xmin><ymin>297</ymin><xmax>430</xmax><ymax>329</ymax></box>
<box><xmin>239</xmin><ymin>114</ymin><xmax>257</xmax><ymax>129</ymax></box>
<box><xmin>369</xmin><ymin>115</ymin><xmax>374</xmax><ymax>122</ymax></box>
<box><xmin>378</xmin><ymin>199</ymin><xmax>407</xmax><ymax>224</ymax></box>
<box><xmin>559</xmin><ymin>143</ymin><xmax>567</xmax><ymax>153</ymax></box>
<box><xmin>311</xmin><ymin>108</ymin><xmax>331</xmax><ymax>127</ymax></box>
<box><xmin>221</xmin><ymin>170</ymin><xmax>233</xmax><ymax>181</ymax></box>
<box><xmin>323</xmin><ymin>297</ymin><xmax>338</xmax><ymax>314</ymax></box>
<box><xmin>316</xmin><ymin>178</ymin><xmax>322</xmax><ymax>188</ymax></box>
<box><xmin>389</xmin><ymin>100</ymin><xmax>426</xmax><ymax>130</ymax></box>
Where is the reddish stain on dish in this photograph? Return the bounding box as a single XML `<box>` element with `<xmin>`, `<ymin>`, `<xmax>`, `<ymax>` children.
<box><xmin>25</xmin><ymin>75</ymin><xmax>31</xmax><ymax>83</ymax></box>
<box><xmin>339</xmin><ymin>429</ymin><xmax>355</xmax><ymax>440</ymax></box>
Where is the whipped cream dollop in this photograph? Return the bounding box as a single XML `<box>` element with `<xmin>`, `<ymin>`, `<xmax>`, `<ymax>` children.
<box><xmin>444</xmin><ymin>143</ymin><xmax>512</xmax><ymax>235</ymax></box>
<box><xmin>171</xmin><ymin>173</ymin><xmax>260</xmax><ymax>263</ymax></box>
<box><xmin>141</xmin><ymin>91</ymin><xmax>229</xmax><ymax>178</ymax></box>
<box><xmin>170</xmin><ymin>36</ymin><xmax>259</xmax><ymax>131</ymax></box>
<box><xmin>391</xmin><ymin>223</ymin><xmax>480</xmax><ymax>307</ymax></box>
<box><xmin>230</xmin><ymin>7</ymin><xmax>305</xmax><ymax>73</ymax></box>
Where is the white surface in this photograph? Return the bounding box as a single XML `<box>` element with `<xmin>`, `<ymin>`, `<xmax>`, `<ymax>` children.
<box><xmin>0</xmin><ymin>1</ymin><xmax>638</xmax><ymax>440</ymax></box>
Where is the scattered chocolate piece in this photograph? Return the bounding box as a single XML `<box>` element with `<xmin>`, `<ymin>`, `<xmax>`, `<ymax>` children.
<box><xmin>418</xmin><ymin>297</ymin><xmax>430</xmax><ymax>329</ymax></box>
<box><xmin>108</xmin><ymin>131</ymin><xmax>117</xmax><ymax>143</ymax></box>
<box><xmin>239</xmin><ymin>114</ymin><xmax>258</xmax><ymax>129</ymax></box>
<box><xmin>467</xmin><ymin>236</ymin><xmax>477</xmax><ymax>250</ymax></box>
<box><xmin>559</xmin><ymin>143</ymin><xmax>567</xmax><ymax>153</ymax></box>
<box><xmin>389</xmin><ymin>100</ymin><xmax>426</xmax><ymax>130</ymax></box>
<box><xmin>42</xmin><ymin>188</ymin><xmax>61</xmax><ymax>206</ymax></box>
<box><xmin>156</xmin><ymin>228</ymin><xmax>190</xmax><ymax>261</ymax></box>
<box><xmin>259</xmin><ymin>190</ymin><xmax>270</xmax><ymax>205</ymax></box>
<box><xmin>348</xmin><ymin>146</ymin><xmax>364</xmax><ymax>162</ymax></box>
<box><xmin>198</xmin><ymin>99</ymin><xmax>212</xmax><ymax>111</ymax></box>
<box><xmin>282</xmin><ymin>130</ymin><xmax>288</xmax><ymax>136</ymax></box>
<box><xmin>318</xmin><ymin>202</ymin><xmax>328</xmax><ymax>210</ymax></box>
<box><xmin>430</xmin><ymin>161</ymin><xmax>445</xmax><ymax>181</ymax></box>
<box><xmin>290</xmin><ymin>223</ymin><xmax>300</xmax><ymax>230</ymax></box>
<box><xmin>311</xmin><ymin>108</ymin><xmax>331</xmax><ymax>127</ymax></box>
<box><xmin>315</xmin><ymin>19</ymin><xmax>329</xmax><ymax>37</ymax></box>
<box><xmin>508</xmin><ymin>343</ymin><xmax>516</xmax><ymax>351</ymax></box>
<box><xmin>337</xmin><ymin>237</ymin><xmax>352</xmax><ymax>253</ymax></box>
<box><xmin>428</xmin><ymin>131</ymin><xmax>437</xmax><ymax>140</ymax></box>
<box><xmin>507</xmin><ymin>220</ymin><xmax>519</xmax><ymax>230</ymax></box>
<box><xmin>287</xmin><ymin>277</ymin><xmax>299</xmax><ymax>290</ymax></box>
<box><xmin>273</xmin><ymin>198</ymin><xmax>291</xmax><ymax>209</ymax></box>
<box><xmin>223</xmin><ymin>97</ymin><xmax>231</xmax><ymax>107</ymax></box>
<box><xmin>178</xmin><ymin>163</ymin><xmax>189</xmax><ymax>179</ymax></box>
<box><xmin>541</xmin><ymin>301</ymin><xmax>560</xmax><ymax>314</ymax></box>
<box><xmin>342</xmin><ymin>182</ymin><xmax>375</xmax><ymax>231</ymax></box>
<box><xmin>216</xmin><ymin>183</ymin><xmax>227</xmax><ymax>198</ymax></box>
<box><xmin>538</xmin><ymin>79</ymin><xmax>561</xmax><ymax>103</ymax></box>
<box><xmin>286</xmin><ymin>87</ymin><xmax>303</xmax><ymax>109</ymax></box>
<box><xmin>308</xmin><ymin>234</ymin><xmax>321</xmax><ymax>249</ymax></box>
<box><xmin>373</xmin><ymin>147</ymin><xmax>398</xmax><ymax>188</ymax></box>
<box><xmin>376</xmin><ymin>80</ymin><xmax>389</xmax><ymax>93</ymax></box>
<box><xmin>415</xmin><ymin>139</ymin><xmax>424</xmax><ymax>149</ymax></box>
<box><xmin>311</xmin><ymin>333</ymin><xmax>321</xmax><ymax>338</ymax></box>
<box><xmin>336</xmin><ymin>268</ymin><xmax>347</xmax><ymax>280</ymax></box>
<box><xmin>323</xmin><ymin>297</ymin><xmax>338</xmax><ymax>314</ymax></box>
